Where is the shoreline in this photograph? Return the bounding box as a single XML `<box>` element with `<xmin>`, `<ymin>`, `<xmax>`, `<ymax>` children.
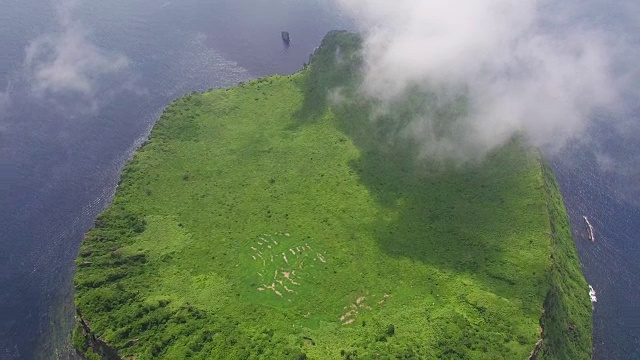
<box><xmin>72</xmin><ymin>31</ymin><xmax>592</xmax><ymax>359</ymax></box>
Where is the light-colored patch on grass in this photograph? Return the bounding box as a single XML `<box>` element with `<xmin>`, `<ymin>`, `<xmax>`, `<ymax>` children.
<box><xmin>243</xmin><ymin>233</ymin><xmax>319</xmax><ymax>300</ymax></box>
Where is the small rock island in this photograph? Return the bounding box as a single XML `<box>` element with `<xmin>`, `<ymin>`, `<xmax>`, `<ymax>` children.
<box><xmin>282</xmin><ymin>31</ymin><xmax>290</xmax><ymax>45</ymax></box>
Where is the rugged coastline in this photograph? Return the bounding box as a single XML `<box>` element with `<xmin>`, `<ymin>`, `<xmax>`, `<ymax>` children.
<box><xmin>73</xmin><ymin>31</ymin><xmax>591</xmax><ymax>359</ymax></box>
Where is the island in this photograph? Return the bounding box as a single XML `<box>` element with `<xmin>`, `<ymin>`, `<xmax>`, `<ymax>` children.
<box><xmin>73</xmin><ymin>31</ymin><xmax>592</xmax><ymax>359</ymax></box>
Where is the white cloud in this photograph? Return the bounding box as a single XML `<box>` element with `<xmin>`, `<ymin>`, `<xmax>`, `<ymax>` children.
<box><xmin>335</xmin><ymin>0</ymin><xmax>625</xmax><ymax>161</ymax></box>
<box><xmin>24</xmin><ymin>0</ymin><xmax>128</xmax><ymax>97</ymax></box>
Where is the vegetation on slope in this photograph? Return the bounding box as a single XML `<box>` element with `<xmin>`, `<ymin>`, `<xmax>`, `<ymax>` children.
<box><xmin>74</xmin><ymin>31</ymin><xmax>591</xmax><ymax>359</ymax></box>
<box><xmin>538</xmin><ymin>160</ymin><xmax>592</xmax><ymax>359</ymax></box>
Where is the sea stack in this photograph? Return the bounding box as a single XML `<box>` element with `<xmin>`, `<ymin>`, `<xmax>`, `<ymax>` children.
<box><xmin>281</xmin><ymin>31</ymin><xmax>290</xmax><ymax>45</ymax></box>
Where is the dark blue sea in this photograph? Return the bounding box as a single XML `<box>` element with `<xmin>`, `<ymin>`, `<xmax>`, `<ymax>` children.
<box><xmin>0</xmin><ymin>0</ymin><xmax>637</xmax><ymax>359</ymax></box>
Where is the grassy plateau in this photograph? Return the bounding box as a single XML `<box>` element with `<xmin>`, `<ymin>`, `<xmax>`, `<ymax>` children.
<box><xmin>73</xmin><ymin>31</ymin><xmax>592</xmax><ymax>359</ymax></box>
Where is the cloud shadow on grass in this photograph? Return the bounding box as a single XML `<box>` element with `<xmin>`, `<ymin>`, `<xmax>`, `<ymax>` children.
<box><xmin>289</xmin><ymin>32</ymin><xmax>550</xmax><ymax>304</ymax></box>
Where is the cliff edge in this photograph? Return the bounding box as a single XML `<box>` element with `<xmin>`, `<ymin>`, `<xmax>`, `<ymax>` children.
<box><xmin>73</xmin><ymin>31</ymin><xmax>591</xmax><ymax>359</ymax></box>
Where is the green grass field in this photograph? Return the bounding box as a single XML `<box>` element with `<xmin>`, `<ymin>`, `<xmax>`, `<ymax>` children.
<box><xmin>73</xmin><ymin>32</ymin><xmax>591</xmax><ymax>359</ymax></box>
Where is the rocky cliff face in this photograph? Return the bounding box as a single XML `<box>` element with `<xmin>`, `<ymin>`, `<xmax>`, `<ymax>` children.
<box><xmin>74</xmin><ymin>309</ymin><xmax>121</xmax><ymax>360</ymax></box>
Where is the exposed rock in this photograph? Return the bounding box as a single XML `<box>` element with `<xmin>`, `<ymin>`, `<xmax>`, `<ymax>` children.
<box><xmin>281</xmin><ymin>31</ymin><xmax>290</xmax><ymax>45</ymax></box>
<box><xmin>76</xmin><ymin>308</ymin><xmax>121</xmax><ymax>359</ymax></box>
<box><xmin>528</xmin><ymin>339</ymin><xmax>543</xmax><ymax>360</ymax></box>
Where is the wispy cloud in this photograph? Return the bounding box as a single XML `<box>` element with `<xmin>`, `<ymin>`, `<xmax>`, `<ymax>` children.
<box><xmin>335</xmin><ymin>0</ymin><xmax>633</xmax><ymax>161</ymax></box>
<box><xmin>24</xmin><ymin>0</ymin><xmax>129</xmax><ymax>99</ymax></box>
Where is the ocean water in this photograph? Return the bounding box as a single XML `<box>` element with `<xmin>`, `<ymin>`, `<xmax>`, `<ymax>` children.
<box><xmin>0</xmin><ymin>0</ymin><xmax>637</xmax><ymax>359</ymax></box>
<box><xmin>551</xmin><ymin>114</ymin><xmax>640</xmax><ymax>359</ymax></box>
